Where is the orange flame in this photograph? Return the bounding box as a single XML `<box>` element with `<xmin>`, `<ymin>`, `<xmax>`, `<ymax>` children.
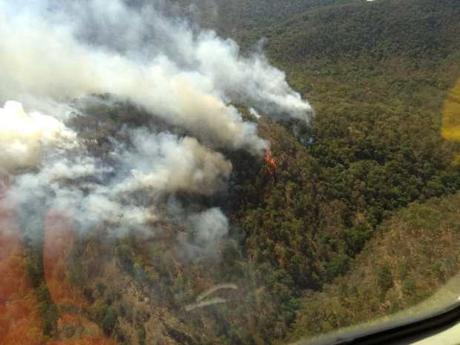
<box><xmin>264</xmin><ymin>149</ymin><xmax>277</xmax><ymax>176</ymax></box>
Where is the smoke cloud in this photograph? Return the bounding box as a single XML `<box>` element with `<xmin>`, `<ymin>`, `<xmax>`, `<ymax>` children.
<box><xmin>0</xmin><ymin>0</ymin><xmax>312</xmax><ymax>254</ymax></box>
<box><xmin>0</xmin><ymin>101</ymin><xmax>76</xmax><ymax>172</ymax></box>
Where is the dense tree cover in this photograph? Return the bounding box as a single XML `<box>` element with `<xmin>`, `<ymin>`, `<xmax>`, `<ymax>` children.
<box><xmin>169</xmin><ymin>0</ymin><xmax>357</xmax><ymax>38</ymax></box>
<box><xmin>231</xmin><ymin>0</ymin><xmax>460</xmax><ymax>286</ymax></box>
<box><xmin>13</xmin><ymin>0</ymin><xmax>460</xmax><ymax>344</ymax></box>
<box><xmin>225</xmin><ymin>0</ymin><xmax>460</xmax><ymax>341</ymax></box>
<box><xmin>288</xmin><ymin>191</ymin><xmax>460</xmax><ymax>340</ymax></box>
<box><xmin>265</xmin><ymin>0</ymin><xmax>460</xmax><ymax>63</ymax></box>
<box><xmin>211</xmin><ymin>0</ymin><xmax>357</xmax><ymax>38</ymax></box>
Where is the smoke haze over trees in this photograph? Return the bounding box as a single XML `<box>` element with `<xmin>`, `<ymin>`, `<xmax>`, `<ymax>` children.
<box><xmin>0</xmin><ymin>0</ymin><xmax>459</xmax><ymax>344</ymax></box>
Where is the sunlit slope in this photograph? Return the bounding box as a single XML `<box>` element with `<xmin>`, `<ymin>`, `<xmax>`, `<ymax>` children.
<box><xmin>288</xmin><ymin>191</ymin><xmax>460</xmax><ymax>340</ymax></box>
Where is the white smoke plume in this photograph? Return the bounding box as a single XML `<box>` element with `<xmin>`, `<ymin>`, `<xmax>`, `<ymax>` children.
<box><xmin>114</xmin><ymin>129</ymin><xmax>232</xmax><ymax>196</ymax></box>
<box><xmin>188</xmin><ymin>208</ymin><xmax>229</xmax><ymax>251</ymax></box>
<box><xmin>8</xmin><ymin>126</ymin><xmax>232</xmax><ymax>235</ymax></box>
<box><xmin>0</xmin><ymin>101</ymin><xmax>77</xmax><ymax>172</ymax></box>
<box><xmin>0</xmin><ymin>0</ymin><xmax>312</xmax><ymax>253</ymax></box>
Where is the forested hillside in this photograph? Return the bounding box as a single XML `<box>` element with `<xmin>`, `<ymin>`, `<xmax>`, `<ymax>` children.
<box><xmin>169</xmin><ymin>0</ymin><xmax>358</xmax><ymax>38</ymax></box>
<box><xmin>234</xmin><ymin>0</ymin><xmax>460</xmax><ymax>289</ymax></box>
<box><xmin>41</xmin><ymin>0</ymin><xmax>460</xmax><ymax>343</ymax></box>
<box><xmin>209</xmin><ymin>0</ymin><xmax>357</xmax><ymax>38</ymax></box>
<box><xmin>2</xmin><ymin>1</ymin><xmax>459</xmax><ymax>344</ymax></box>
<box><xmin>230</xmin><ymin>0</ymin><xmax>460</xmax><ymax>342</ymax></box>
<box><xmin>289</xmin><ymin>191</ymin><xmax>460</xmax><ymax>340</ymax></box>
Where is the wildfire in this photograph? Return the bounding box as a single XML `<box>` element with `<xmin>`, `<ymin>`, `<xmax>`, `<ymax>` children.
<box><xmin>264</xmin><ymin>149</ymin><xmax>277</xmax><ymax>177</ymax></box>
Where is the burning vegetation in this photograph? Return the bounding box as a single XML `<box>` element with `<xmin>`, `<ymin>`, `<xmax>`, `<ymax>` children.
<box><xmin>0</xmin><ymin>0</ymin><xmax>312</xmax><ymax>343</ymax></box>
<box><xmin>3</xmin><ymin>0</ymin><xmax>458</xmax><ymax>344</ymax></box>
<box><xmin>264</xmin><ymin>149</ymin><xmax>278</xmax><ymax>178</ymax></box>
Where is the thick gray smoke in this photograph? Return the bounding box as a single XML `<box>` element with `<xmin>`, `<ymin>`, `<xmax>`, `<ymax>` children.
<box><xmin>0</xmin><ymin>0</ymin><xmax>312</xmax><ymax>255</ymax></box>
